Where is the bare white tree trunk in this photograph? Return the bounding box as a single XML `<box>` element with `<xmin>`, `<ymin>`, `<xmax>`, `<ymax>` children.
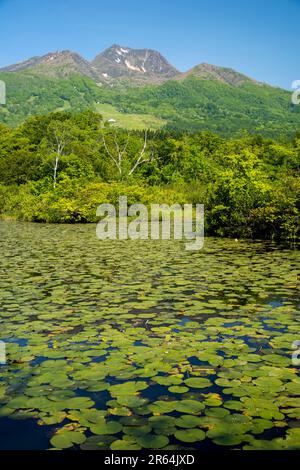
<box><xmin>49</xmin><ymin>124</ymin><xmax>70</xmax><ymax>189</ymax></box>
<box><xmin>53</xmin><ymin>156</ymin><xmax>59</xmax><ymax>189</ymax></box>
<box><xmin>129</xmin><ymin>131</ymin><xmax>154</xmax><ymax>176</ymax></box>
<box><xmin>101</xmin><ymin>128</ymin><xmax>154</xmax><ymax>178</ymax></box>
<box><xmin>100</xmin><ymin>129</ymin><xmax>129</xmax><ymax>179</ymax></box>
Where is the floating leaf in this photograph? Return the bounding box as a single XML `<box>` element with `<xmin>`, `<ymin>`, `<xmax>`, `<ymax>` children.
<box><xmin>184</xmin><ymin>378</ymin><xmax>212</xmax><ymax>389</ymax></box>
<box><xmin>174</xmin><ymin>429</ymin><xmax>206</xmax><ymax>443</ymax></box>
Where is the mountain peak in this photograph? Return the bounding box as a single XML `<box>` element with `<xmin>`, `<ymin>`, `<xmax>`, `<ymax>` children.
<box><xmin>0</xmin><ymin>45</ymin><xmax>260</xmax><ymax>88</ymax></box>
<box><xmin>182</xmin><ymin>62</ymin><xmax>259</xmax><ymax>87</ymax></box>
<box><xmin>91</xmin><ymin>44</ymin><xmax>179</xmax><ymax>84</ymax></box>
<box><xmin>1</xmin><ymin>49</ymin><xmax>98</xmax><ymax>79</ymax></box>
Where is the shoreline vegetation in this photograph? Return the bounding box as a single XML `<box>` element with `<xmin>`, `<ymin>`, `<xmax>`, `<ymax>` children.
<box><xmin>0</xmin><ymin>110</ymin><xmax>299</xmax><ymax>241</ymax></box>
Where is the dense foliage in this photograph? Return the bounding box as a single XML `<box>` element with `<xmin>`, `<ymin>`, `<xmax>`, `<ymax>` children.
<box><xmin>101</xmin><ymin>78</ymin><xmax>300</xmax><ymax>139</ymax></box>
<box><xmin>0</xmin><ymin>110</ymin><xmax>299</xmax><ymax>241</ymax></box>
<box><xmin>1</xmin><ymin>71</ymin><xmax>300</xmax><ymax>138</ymax></box>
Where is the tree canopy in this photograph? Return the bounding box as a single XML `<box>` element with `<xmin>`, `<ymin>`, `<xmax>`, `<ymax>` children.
<box><xmin>0</xmin><ymin>110</ymin><xmax>299</xmax><ymax>241</ymax></box>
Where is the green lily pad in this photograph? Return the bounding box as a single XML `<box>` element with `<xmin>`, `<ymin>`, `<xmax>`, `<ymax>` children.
<box><xmin>50</xmin><ymin>431</ymin><xmax>86</xmax><ymax>449</ymax></box>
<box><xmin>184</xmin><ymin>378</ymin><xmax>212</xmax><ymax>389</ymax></box>
<box><xmin>168</xmin><ymin>386</ymin><xmax>189</xmax><ymax>394</ymax></box>
<box><xmin>174</xmin><ymin>429</ymin><xmax>206</xmax><ymax>443</ymax></box>
<box><xmin>174</xmin><ymin>400</ymin><xmax>205</xmax><ymax>414</ymax></box>
<box><xmin>175</xmin><ymin>415</ymin><xmax>204</xmax><ymax>428</ymax></box>
<box><xmin>90</xmin><ymin>419</ymin><xmax>123</xmax><ymax>435</ymax></box>
<box><xmin>135</xmin><ymin>434</ymin><xmax>169</xmax><ymax>449</ymax></box>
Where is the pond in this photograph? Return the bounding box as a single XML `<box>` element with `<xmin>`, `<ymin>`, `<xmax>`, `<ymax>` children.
<box><xmin>0</xmin><ymin>221</ymin><xmax>299</xmax><ymax>450</ymax></box>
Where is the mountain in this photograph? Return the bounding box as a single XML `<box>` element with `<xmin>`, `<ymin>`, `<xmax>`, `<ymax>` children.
<box><xmin>181</xmin><ymin>63</ymin><xmax>259</xmax><ymax>87</ymax></box>
<box><xmin>1</xmin><ymin>50</ymin><xmax>98</xmax><ymax>80</ymax></box>
<box><xmin>0</xmin><ymin>45</ymin><xmax>262</xmax><ymax>88</ymax></box>
<box><xmin>0</xmin><ymin>45</ymin><xmax>179</xmax><ymax>85</ymax></box>
<box><xmin>91</xmin><ymin>44</ymin><xmax>179</xmax><ymax>84</ymax></box>
<box><xmin>0</xmin><ymin>45</ymin><xmax>299</xmax><ymax>138</ymax></box>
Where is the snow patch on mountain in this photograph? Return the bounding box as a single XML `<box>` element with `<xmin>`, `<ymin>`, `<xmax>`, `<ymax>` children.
<box><xmin>125</xmin><ymin>60</ymin><xmax>142</xmax><ymax>72</ymax></box>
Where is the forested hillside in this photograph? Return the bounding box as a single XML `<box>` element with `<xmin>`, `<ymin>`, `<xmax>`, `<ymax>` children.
<box><xmin>0</xmin><ymin>111</ymin><xmax>299</xmax><ymax>240</ymax></box>
<box><xmin>0</xmin><ymin>71</ymin><xmax>299</xmax><ymax>139</ymax></box>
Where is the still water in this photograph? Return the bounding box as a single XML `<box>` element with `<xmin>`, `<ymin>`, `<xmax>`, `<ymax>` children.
<box><xmin>0</xmin><ymin>221</ymin><xmax>299</xmax><ymax>450</ymax></box>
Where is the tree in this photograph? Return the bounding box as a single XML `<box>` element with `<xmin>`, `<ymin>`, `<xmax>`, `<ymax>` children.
<box><xmin>100</xmin><ymin>126</ymin><xmax>155</xmax><ymax>180</ymax></box>
<box><xmin>47</xmin><ymin>120</ymin><xmax>74</xmax><ymax>188</ymax></box>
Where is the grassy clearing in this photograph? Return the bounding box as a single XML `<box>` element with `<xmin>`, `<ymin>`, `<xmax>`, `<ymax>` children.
<box><xmin>94</xmin><ymin>103</ymin><xmax>166</xmax><ymax>130</ymax></box>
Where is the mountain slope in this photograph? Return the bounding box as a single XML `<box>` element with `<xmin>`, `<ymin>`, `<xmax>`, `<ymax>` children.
<box><xmin>181</xmin><ymin>63</ymin><xmax>259</xmax><ymax>87</ymax></box>
<box><xmin>0</xmin><ymin>71</ymin><xmax>299</xmax><ymax>138</ymax></box>
<box><xmin>99</xmin><ymin>76</ymin><xmax>300</xmax><ymax>136</ymax></box>
<box><xmin>1</xmin><ymin>51</ymin><xmax>99</xmax><ymax>80</ymax></box>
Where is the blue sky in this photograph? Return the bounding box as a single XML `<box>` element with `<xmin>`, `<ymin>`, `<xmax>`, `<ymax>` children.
<box><xmin>0</xmin><ymin>0</ymin><xmax>299</xmax><ymax>89</ymax></box>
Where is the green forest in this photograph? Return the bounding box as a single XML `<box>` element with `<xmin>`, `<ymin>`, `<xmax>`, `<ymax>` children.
<box><xmin>1</xmin><ymin>72</ymin><xmax>300</xmax><ymax>139</ymax></box>
<box><xmin>0</xmin><ymin>110</ymin><xmax>299</xmax><ymax>241</ymax></box>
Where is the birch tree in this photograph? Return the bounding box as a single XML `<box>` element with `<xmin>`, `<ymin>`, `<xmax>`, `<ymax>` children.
<box><xmin>100</xmin><ymin>127</ymin><xmax>155</xmax><ymax>179</ymax></box>
<box><xmin>128</xmin><ymin>131</ymin><xmax>155</xmax><ymax>176</ymax></box>
<box><xmin>100</xmin><ymin>127</ymin><xmax>129</xmax><ymax>178</ymax></box>
<box><xmin>47</xmin><ymin>121</ymin><xmax>73</xmax><ymax>188</ymax></box>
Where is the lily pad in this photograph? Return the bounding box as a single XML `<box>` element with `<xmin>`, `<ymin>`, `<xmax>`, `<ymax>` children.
<box><xmin>174</xmin><ymin>429</ymin><xmax>206</xmax><ymax>443</ymax></box>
